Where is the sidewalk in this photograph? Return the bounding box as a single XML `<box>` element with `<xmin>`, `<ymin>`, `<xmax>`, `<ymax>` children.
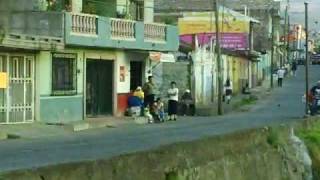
<box><xmin>0</xmin><ymin>117</ymin><xmax>135</xmax><ymax>140</ymax></box>
<box><xmin>196</xmin><ymin>79</ymin><xmax>272</xmax><ymax>116</ymax></box>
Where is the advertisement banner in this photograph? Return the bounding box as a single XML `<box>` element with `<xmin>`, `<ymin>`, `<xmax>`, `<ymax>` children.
<box><xmin>180</xmin><ymin>33</ymin><xmax>248</xmax><ymax>50</ymax></box>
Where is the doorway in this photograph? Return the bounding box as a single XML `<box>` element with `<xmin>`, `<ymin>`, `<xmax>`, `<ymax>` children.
<box><xmin>86</xmin><ymin>60</ymin><xmax>113</xmax><ymax>117</ymax></box>
<box><xmin>0</xmin><ymin>54</ymin><xmax>34</xmax><ymax>124</ymax></box>
<box><xmin>130</xmin><ymin>61</ymin><xmax>143</xmax><ymax>90</ymax></box>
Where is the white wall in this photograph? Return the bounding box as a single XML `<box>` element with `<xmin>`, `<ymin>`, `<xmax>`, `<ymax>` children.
<box><xmin>116</xmin><ymin>50</ymin><xmax>131</xmax><ymax>94</ymax></box>
<box><xmin>36</xmin><ymin>51</ymin><xmax>51</xmax><ymax>96</ymax></box>
<box><xmin>192</xmin><ymin>47</ymin><xmax>214</xmax><ymax>106</ymax></box>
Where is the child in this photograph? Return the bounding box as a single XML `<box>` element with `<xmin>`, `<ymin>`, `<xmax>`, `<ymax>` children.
<box><xmin>152</xmin><ymin>98</ymin><xmax>164</xmax><ymax>122</ymax></box>
<box><xmin>144</xmin><ymin>106</ymin><xmax>153</xmax><ymax>124</ymax></box>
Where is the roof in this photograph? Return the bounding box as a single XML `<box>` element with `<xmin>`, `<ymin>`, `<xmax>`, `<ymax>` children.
<box><xmin>155</xmin><ymin>0</ymin><xmax>281</xmax><ymax>13</ymax></box>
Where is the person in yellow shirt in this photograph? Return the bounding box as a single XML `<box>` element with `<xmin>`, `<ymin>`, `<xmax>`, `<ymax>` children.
<box><xmin>133</xmin><ymin>86</ymin><xmax>144</xmax><ymax>100</ymax></box>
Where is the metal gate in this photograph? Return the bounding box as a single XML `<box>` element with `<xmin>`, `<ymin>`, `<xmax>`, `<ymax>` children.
<box><xmin>0</xmin><ymin>54</ymin><xmax>34</xmax><ymax>124</ymax></box>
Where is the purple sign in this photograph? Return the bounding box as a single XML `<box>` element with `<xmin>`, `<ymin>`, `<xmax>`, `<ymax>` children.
<box><xmin>180</xmin><ymin>33</ymin><xmax>248</xmax><ymax>50</ymax></box>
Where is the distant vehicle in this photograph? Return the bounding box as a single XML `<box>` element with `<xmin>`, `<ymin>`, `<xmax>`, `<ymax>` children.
<box><xmin>311</xmin><ymin>54</ymin><xmax>320</xmax><ymax>65</ymax></box>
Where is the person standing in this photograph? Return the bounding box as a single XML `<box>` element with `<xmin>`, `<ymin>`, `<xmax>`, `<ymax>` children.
<box><xmin>167</xmin><ymin>81</ymin><xmax>179</xmax><ymax>121</ymax></box>
<box><xmin>143</xmin><ymin>76</ymin><xmax>156</xmax><ymax>108</ymax></box>
<box><xmin>181</xmin><ymin>89</ymin><xmax>195</xmax><ymax>116</ymax></box>
<box><xmin>224</xmin><ymin>78</ymin><xmax>233</xmax><ymax>104</ymax></box>
<box><xmin>277</xmin><ymin>67</ymin><xmax>285</xmax><ymax>87</ymax></box>
<box><xmin>291</xmin><ymin>62</ymin><xmax>297</xmax><ymax>77</ymax></box>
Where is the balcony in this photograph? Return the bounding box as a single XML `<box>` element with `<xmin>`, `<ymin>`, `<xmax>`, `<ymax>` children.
<box><xmin>0</xmin><ymin>11</ymin><xmax>64</xmax><ymax>50</ymax></box>
<box><xmin>65</xmin><ymin>13</ymin><xmax>179</xmax><ymax>51</ymax></box>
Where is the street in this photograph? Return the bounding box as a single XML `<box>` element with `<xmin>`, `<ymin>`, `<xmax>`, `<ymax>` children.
<box><xmin>0</xmin><ymin>66</ymin><xmax>318</xmax><ymax>173</ymax></box>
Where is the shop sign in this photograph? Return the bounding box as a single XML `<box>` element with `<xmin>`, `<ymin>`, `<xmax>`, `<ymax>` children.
<box><xmin>0</xmin><ymin>72</ymin><xmax>7</xmax><ymax>89</ymax></box>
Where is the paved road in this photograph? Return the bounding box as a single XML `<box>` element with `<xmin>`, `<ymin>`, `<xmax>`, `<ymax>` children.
<box><xmin>0</xmin><ymin>66</ymin><xmax>319</xmax><ymax>173</ymax></box>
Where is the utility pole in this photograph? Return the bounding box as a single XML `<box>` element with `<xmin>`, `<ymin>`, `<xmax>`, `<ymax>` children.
<box><xmin>283</xmin><ymin>4</ymin><xmax>288</xmax><ymax>67</ymax></box>
<box><xmin>305</xmin><ymin>2</ymin><xmax>309</xmax><ymax>115</ymax></box>
<box><xmin>287</xmin><ymin>16</ymin><xmax>290</xmax><ymax>64</ymax></box>
<box><xmin>270</xmin><ymin>11</ymin><xmax>275</xmax><ymax>89</ymax></box>
<box><xmin>215</xmin><ymin>0</ymin><xmax>223</xmax><ymax>115</ymax></box>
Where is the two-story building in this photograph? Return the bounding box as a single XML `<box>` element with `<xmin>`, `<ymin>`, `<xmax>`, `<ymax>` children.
<box><xmin>0</xmin><ymin>0</ymin><xmax>179</xmax><ymax>124</ymax></box>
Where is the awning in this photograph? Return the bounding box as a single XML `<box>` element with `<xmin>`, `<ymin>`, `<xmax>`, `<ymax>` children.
<box><xmin>149</xmin><ymin>52</ymin><xmax>176</xmax><ymax>63</ymax></box>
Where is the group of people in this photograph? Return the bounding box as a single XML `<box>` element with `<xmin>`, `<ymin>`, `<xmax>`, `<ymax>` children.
<box><xmin>128</xmin><ymin>76</ymin><xmax>194</xmax><ymax>123</ymax></box>
<box><xmin>277</xmin><ymin>61</ymin><xmax>298</xmax><ymax>87</ymax></box>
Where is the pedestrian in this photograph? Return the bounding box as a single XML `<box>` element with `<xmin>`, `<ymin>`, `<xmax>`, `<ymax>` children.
<box><xmin>181</xmin><ymin>89</ymin><xmax>195</xmax><ymax>116</ymax></box>
<box><xmin>242</xmin><ymin>83</ymin><xmax>251</xmax><ymax>95</ymax></box>
<box><xmin>224</xmin><ymin>78</ymin><xmax>233</xmax><ymax>104</ymax></box>
<box><xmin>167</xmin><ymin>81</ymin><xmax>179</xmax><ymax>121</ymax></box>
<box><xmin>133</xmin><ymin>86</ymin><xmax>144</xmax><ymax>100</ymax></box>
<box><xmin>128</xmin><ymin>90</ymin><xmax>144</xmax><ymax>117</ymax></box>
<box><xmin>277</xmin><ymin>67</ymin><xmax>285</xmax><ymax>87</ymax></box>
<box><xmin>310</xmin><ymin>81</ymin><xmax>320</xmax><ymax>115</ymax></box>
<box><xmin>143</xmin><ymin>76</ymin><xmax>156</xmax><ymax>108</ymax></box>
<box><xmin>291</xmin><ymin>61</ymin><xmax>297</xmax><ymax>77</ymax></box>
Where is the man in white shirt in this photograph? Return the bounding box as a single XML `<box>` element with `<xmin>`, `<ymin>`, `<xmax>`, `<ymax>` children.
<box><xmin>277</xmin><ymin>67</ymin><xmax>285</xmax><ymax>87</ymax></box>
<box><xmin>168</xmin><ymin>81</ymin><xmax>179</xmax><ymax>121</ymax></box>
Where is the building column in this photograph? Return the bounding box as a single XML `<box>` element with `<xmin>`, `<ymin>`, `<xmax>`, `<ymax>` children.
<box><xmin>72</xmin><ymin>0</ymin><xmax>82</xmax><ymax>13</ymax></box>
<box><xmin>144</xmin><ymin>0</ymin><xmax>154</xmax><ymax>23</ymax></box>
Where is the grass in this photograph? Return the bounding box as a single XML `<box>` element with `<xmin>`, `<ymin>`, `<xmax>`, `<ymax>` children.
<box><xmin>297</xmin><ymin>120</ymin><xmax>320</xmax><ymax>179</ymax></box>
<box><xmin>233</xmin><ymin>96</ymin><xmax>258</xmax><ymax>110</ymax></box>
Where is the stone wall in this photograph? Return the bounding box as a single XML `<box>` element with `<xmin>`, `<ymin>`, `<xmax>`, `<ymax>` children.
<box><xmin>0</xmin><ymin>127</ymin><xmax>308</xmax><ymax>180</ymax></box>
<box><xmin>153</xmin><ymin>61</ymin><xmax>191</xmax><ymax>100</ymax></box>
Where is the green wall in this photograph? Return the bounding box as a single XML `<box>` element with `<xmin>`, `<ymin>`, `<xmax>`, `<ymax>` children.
<box><xmin>36</xmin><ymin>50</ymin><xmax>85</xmax><ymax>123</ymax></box>
<box><xmin>40</xmin><ymin>96</ymin><xmax>83</xmax><ymax>123</ymax></box>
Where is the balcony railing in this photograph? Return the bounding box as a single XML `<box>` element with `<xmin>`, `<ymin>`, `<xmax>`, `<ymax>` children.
<box><xmin>71</xmin><ymin>13</ymin><xmax>97</xmax><ymax>35</ymax></box>
<box><xmin>65</xmin><ymin>12</ymin><xmax>179</xmax><ymax>51</ymax></box>
<box><xmin>144</xmin><ymin>23</ymin><xmax>166</xmax><ymax>42</ymax></box>
<box><xmin>110</xmin><ymin>18</ymin><xmax>136</xmax><ymax>40</ymax></box>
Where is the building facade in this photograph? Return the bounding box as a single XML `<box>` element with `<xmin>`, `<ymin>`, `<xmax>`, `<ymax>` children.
<box><xmin>0</xmin><ymin>0</ymin><xmax>179</xmax><ymax>124</ymax></box>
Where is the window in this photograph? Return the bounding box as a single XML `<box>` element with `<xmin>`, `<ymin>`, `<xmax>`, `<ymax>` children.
<box><xmin>52</xmin><ymin>53</ymin><xmax>77</xmax><ymax>95</ymax></box>
<box><xmin>129</xmin><ymin>0</ymin><xmax>144</xmax><ymax>21</ymax></box>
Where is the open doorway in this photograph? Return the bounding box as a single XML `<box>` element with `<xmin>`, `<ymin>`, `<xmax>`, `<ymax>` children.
<box><xmin>130</xmin><ymin>61</ymin><xmax>143</xmax><ymax>91</ymax></box>
<box><xmin>86</xmin><ymin>59</ymin><xmax>114</xmax><ymax>117</ymax></box>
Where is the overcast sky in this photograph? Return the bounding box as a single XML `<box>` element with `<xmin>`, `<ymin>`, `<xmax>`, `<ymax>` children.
<box><xmin>289</xmin><ymin>0</ymin><xmax>320</xmax><ymax>30</ymax></box>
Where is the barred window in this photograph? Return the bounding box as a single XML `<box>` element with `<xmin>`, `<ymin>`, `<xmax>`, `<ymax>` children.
<box><xmin>52</xmin><ymin>53</ymin><xmax>77</xmax><ymax>95</ymax></box>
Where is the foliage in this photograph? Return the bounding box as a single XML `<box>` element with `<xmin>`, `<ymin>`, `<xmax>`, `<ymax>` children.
<box><xmin>297</xmin><ymin>120</ymin><xmax>320</xmax><ymax>179</ymax></box>
<box><xmin>267</xmin><ymin>128</ymin><xmax>282</xmax><ymax>148</ymax></box>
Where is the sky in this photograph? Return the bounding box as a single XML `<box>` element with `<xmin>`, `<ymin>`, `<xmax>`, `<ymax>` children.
<box><xmin>289</xmin><ymin>0</ymin><xmax>320</xmax><ymax>31</ymax></box>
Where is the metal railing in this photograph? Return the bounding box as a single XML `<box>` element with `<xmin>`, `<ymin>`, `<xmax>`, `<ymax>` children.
<box><xmin>71</xmin><ymin>13</ymin><xmax>97</xmax><ymax>35</ymax></box>
<box><xmin>144</xmin><ymin>23</ymin><xmax>166</xmax><ymax>42</ymax></box>
<box><xmin>110</xmin><ymin>18</ymin><xmax>136</xmax><ymax>40</ymax></box>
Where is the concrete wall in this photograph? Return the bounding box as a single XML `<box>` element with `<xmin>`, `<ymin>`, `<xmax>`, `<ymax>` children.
<box><xmin>152</xmin><ymin>61</ymin><xmax>190</xmax><ymax>101</ymax></box>
<box><xmin>0</xmin><ymin>11</ymin><xmax>64</xmax><ymax>37</ymax></box>
<box><xmin>1</xmin><ymin>127</ymin><xmax>308</xmax><ymax>180</ymax></box>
